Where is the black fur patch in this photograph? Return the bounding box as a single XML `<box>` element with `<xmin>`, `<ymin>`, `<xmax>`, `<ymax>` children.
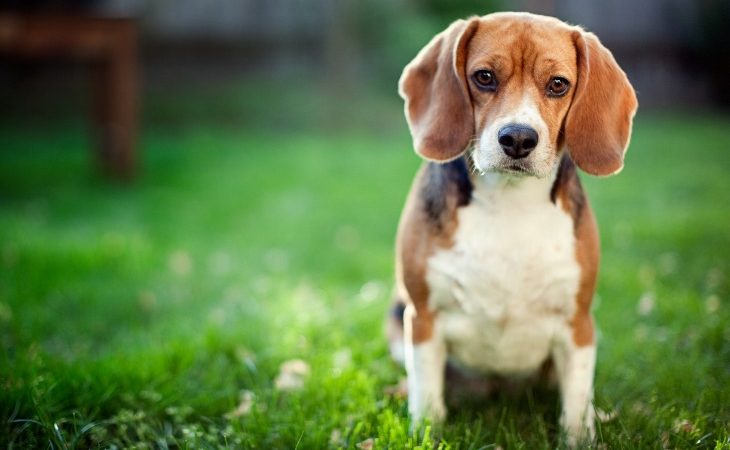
<box><xmin>391</xmin><ymin>301</ymin><xmax>406</xmax><ymax>323</ymax></box>
<box><xmin>421</xmin><ymin>156</ymin><xmax>473</xmax><ymax>227</ymax></box>
<box><xmin>550</xmin><ymin>155</ymin><xmax>586</xmax><ymax>227</ymax></box>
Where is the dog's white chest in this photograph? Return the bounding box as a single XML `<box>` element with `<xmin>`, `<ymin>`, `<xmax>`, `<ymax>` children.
<box><xmin>426</xmin><ymin>174</ymin><xmax>581</xmax><ymax>375</ymax></box>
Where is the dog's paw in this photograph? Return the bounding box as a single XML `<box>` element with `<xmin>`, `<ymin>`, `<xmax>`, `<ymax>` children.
<box><xmin>561</xmin><ymin>412</ymin><xmax>596</xmax><ymax>448</ymax></box>
<box><xmin>409</xmin><ymin>401</ymin><xmax>447</xmax><ymax>437</ymax></box>
<box><xmin>409</xmin><ymin>399</ymin><xmax>447</xmax><ymax>425</ymax></box>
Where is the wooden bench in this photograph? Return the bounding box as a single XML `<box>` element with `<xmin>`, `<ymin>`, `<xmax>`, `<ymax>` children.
<box><xmin>0</xmin><ymin>13</ymin><xmax>139</xmax><ymax>179</ymax></box>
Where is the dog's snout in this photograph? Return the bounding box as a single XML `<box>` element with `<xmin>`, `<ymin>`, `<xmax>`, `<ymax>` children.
<box><xmin>498</xmin><ymin>125</ymin><xmax>539</xmax><ymax>159</ymax></box>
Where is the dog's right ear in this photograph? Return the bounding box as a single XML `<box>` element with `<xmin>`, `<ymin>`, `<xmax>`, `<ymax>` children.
<box><xmin>399</xmin><ymin>19</ymin><xmax>479</xmax><ymax>162</ymax></box>
<box><xmin>564</xmin><ymin>30</ymin><xmax>638</xmax><ymax>176</ymax></box>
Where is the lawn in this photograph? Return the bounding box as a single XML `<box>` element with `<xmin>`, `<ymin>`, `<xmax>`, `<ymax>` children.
<box><xmin>1</xmin><ymin>78</ymin><xmax>729</xmax><ymax>449</ymax></box>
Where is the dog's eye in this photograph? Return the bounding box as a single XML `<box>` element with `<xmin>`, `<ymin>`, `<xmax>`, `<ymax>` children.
<box><xmin>546</xmin><ymin>77</ymin><xmax>570</xmax><ymax>97</ymax></box>
<box><xmin>473</xmin><ymin>70</ymin><xmax>497</xmax><ymax>91</ymax></box>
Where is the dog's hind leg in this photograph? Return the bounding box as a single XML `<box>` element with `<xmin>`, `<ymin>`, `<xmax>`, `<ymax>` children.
<box><xmin>386</xmin><ymin>299</ymin><xmax>407</xmax><ymax>365</ymax></box>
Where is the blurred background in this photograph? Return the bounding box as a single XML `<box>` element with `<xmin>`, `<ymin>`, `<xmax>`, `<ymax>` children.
<box><xmin>1</xmin><ymin>0</ymin><xmax>729</xmax><ymax>448</ymax></box>
<box><xmin>2</xmin><ymin>0</ymin><xmax>730</xmax><ymax>132</ymax></box>
<box><xmin>1</xmin><ymin>0</ymin><xmax>729</xmax><ymax>178</ymax></box>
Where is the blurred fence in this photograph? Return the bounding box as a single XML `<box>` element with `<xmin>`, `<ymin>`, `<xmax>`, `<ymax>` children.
<box><xmin>1</xmin><ymin>0</ymin><xmax>729</xmax><ymax>109</ymax></box>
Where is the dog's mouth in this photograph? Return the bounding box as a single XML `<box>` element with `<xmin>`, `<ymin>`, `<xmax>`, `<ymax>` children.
<box><xmin>498</xmin><ymin>163</ymin><xmax>533</xmax><ymax>176</ymax></box>
<box><xmin>469</xmin><ymin>151</ymin><xmax>543</xmax><ymax>178</ymax></box>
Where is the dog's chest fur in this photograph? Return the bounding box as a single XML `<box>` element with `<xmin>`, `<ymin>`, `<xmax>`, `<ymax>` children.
<box><xmin>426</xmin><ymin>172</ymin><xmax>581</xmax><ymax>376</ymax></box>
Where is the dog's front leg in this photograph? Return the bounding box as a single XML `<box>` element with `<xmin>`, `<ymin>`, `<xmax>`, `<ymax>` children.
<box><xmin>403</xmin><ymin>303</ymin><xmax>446</xmax><ymax>423</ymax></box>
<box><xmin>553</xmin><ymin>340</ymin><xmax>596</xmax><ymax>447</ymax></box>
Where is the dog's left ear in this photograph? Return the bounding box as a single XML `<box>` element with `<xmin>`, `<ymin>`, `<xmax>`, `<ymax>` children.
<box><xmin>399</xmin><ymin>19</ymin><xmax>479</xmax><ymax>162</ymax></box>
<box><xmin>565</xmin><ymin>31</ymin><xmax>638</xmax><ymax>176</ymax></box>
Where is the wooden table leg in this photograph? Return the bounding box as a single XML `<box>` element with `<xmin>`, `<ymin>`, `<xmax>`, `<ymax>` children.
<box><xmin>0</xmin><ymin>14</ymin><xmax>140</xmax><ymax>180</ymax></box>
<box><xmin>92</xmin><ymin>21</ymin><xmax>138</xmax><ymax>179</ymax></box>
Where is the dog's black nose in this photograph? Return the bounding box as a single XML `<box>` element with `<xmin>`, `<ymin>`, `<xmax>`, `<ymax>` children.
<box><xmin>498</xmin><ymin>124</ymin><xmax>539</xmax><ymax>159</ymax></box>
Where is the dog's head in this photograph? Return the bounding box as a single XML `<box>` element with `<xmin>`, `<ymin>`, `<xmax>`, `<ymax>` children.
<box><xmin>399</xmin><ymin>12</ymin><xmax>638</xmax><ymax>177</ymax></box>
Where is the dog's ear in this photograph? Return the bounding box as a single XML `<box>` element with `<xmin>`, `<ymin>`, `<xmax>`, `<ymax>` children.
<box><xmin>399</xmin><ymin>19</ymin><xmax>479</xmax><ymax>162</ymax></box>
<box><xmin>565</xmin><ymin>31</ymin><xmax>638</xmax><ymax>176</ymax></box>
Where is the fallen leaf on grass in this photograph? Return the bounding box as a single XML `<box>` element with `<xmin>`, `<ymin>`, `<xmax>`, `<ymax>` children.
<box><xmin>168</xmin><ymin>250</ymin><xmax>193</xmax><ymax>276</ymax></box>
<box><xmin>274</xmin><ymin>359</ymin><xmax>310</xmax><ymax>391</ymax></box>
<box><xmin>661</xmin><ymin>431</ymin><xmax>671</xmax><ymax>449</ymax></box>
<box><xmin>705</xmin><ymin>294</ymin><xmax>720</xmax><ymax>314</ymax></box>
<box><xmin>596</xmin><ymin>408</ymin><xmax>618</xmax><ymax>423</ymax></box>
<box><xmin>637</xmin><ymin>292</ymin><xmax>655</xmax><ymax>316</ymax></box>
<box><xmin>631</xmin><ymin>401</ymin><xmax>650</xmax><ymax>416</ymax></box>
<box><xmin>673</xmin><ymin>418</ymin><xmax>698</xmax><ymax>434</ymax></box>
<box><xmin>329</xmin><ymin>428</ymin><xmax>342</xmax><ymax>446</ymax></box>
<box><xmin>225</xmin><ymin>390</ymin><xmax>254</xmax><ymax>418</ymax></box>
<box><xmin>356</xmin><ymin>438</ymin><xmax>374</xmax><ymax>450</ymax></box>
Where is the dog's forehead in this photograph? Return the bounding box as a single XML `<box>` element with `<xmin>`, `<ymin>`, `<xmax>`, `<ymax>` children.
<box><xmin>467</xmin><ymin>14</ymin><xmax>577</xmax><ymax>73</ymax></box>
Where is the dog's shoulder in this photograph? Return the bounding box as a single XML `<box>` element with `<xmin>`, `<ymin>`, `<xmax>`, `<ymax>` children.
<box><xmin>395</xmin><ymin>155</ymin><xmax>473</xmax><ymax>316</ymax></box>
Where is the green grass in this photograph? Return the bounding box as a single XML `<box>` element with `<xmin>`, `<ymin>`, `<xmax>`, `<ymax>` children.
<box><xmin>1</xmin><ymin>79</ymin><xmax>729</xmax><ymax>449</ymax></box>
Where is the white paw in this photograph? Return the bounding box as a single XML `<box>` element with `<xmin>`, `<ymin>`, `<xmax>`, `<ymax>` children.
<box><xmin>410</xmin><ymin>398</ymin><xmax>447</xmax><ymax>424</ymax></box>
<box><xmin>562</xmin><ymin>410</ymin><xmax>595</xmax><ymax>448</ymax></box>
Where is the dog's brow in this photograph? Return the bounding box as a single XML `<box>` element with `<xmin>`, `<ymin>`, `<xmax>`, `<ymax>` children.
<box><xmin>469</xmin><ymin>54</ymin><xmax>509</xmax><ymax>73</ymax></box>
<box><xmin>534</xmin><ymin>58</ymin><xmax>574</xmax><ymax>80</ymax></box>
<box><xmin>541</xmin><ymin>58</ymin><xmax>562</xmax><ymax>67</ymax></box>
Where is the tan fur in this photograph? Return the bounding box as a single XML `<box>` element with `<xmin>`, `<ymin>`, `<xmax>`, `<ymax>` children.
<box><xmin>395</xmin><ymin>166</ymin><xmax>463</xmax><ymax>343</ymax></box>
<box><xmin>554</xmin><ymin>164</ymin><xmax>600</xmax><ymax>347</ymax></box>
<box><xmin>571</xmin><ymin>204</ymin><xmax>599</xmax><ymax>347</ymax></box>
<box><xmin>399</xmin><ymin>19</ymin><xmax>479</xmax><ymax>162</ymax></box>
<box><xmin>565</xmin><ymin>31</ymin><xmax>638</xmax><ymax>175</ymax></box>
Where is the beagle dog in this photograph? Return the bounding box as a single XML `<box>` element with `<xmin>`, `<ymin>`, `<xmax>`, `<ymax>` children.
<box><xmin>389</xmin><ymin>12</ymin><xmax>637</xmax><ymax>445</ymax></box>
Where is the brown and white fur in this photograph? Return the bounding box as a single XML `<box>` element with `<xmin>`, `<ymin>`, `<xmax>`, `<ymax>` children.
<box><xmin>388</xmin><ymin>12</ymin><xmax>637</xmax><ymax>446</ymax></box>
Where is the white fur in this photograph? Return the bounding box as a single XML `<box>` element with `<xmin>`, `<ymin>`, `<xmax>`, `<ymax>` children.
<box><xmin>389</xmin><ymin>338</ymin><xmax>406</xmax><ymax>365</ymax></box>
<box><xmin>427</xmin><ymin>169</ymin><xmax>581</xmax><ymax>375</ymax></box>
<box><xmin>404</xmin><ymin>303</ymin><xmax>447</xmax><ymax>422</ymax></box>
<box><xmin>473</xmin><ymin>94</ymin><xmax>557</xmax><ymax>178</ymax></box>
<box><xmin>554</xmin><ymin>341</ymin><xmax>596</xmax><ymax>445</ymax></box>
<box><xmin>407</xmin><ymin>167</ymin><xmax>595</xmax><ymax>442</ymax></box>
